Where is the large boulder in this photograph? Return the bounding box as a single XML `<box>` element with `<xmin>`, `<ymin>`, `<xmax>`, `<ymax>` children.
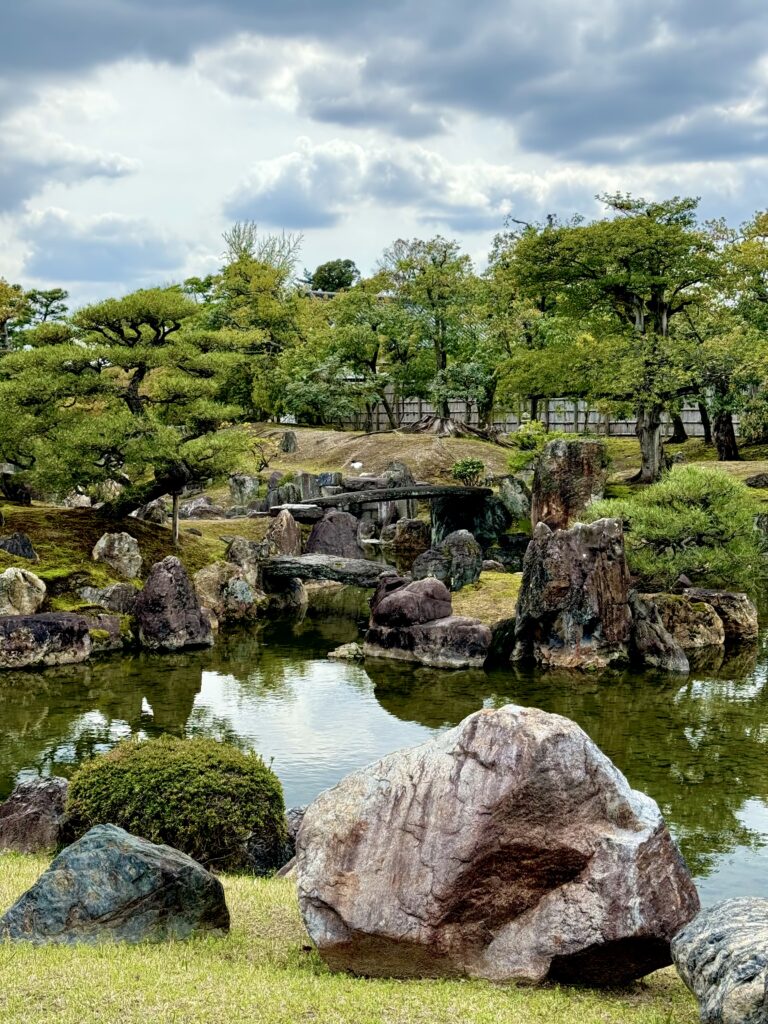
<box><xmin>413</xmin><ymin>530</ymin><xmax>483</xmax><ymax>592</ymax></box>
<box><xmin>193</xmin><ymin>562</ymin><xmax>266</xmax><ymax>623</ymax></box>
<box><xmin>672</xmin><ymin>898</ymin><xmax>768</xmax><ymax>1024</ymax></box>
<box><xmin>306</xmin><ymin>510</ymin><xmax>366</xmax><ymax>559</ymax></box>
<box><xmin>684</xmin><ymin>588</ymin><xmax>759</xmax><ymax>643</ymax></box>
<box><xmin>512</xmin><ymin>518</ymin><xmax>632</xmax><ymax>670</ymax></box>
<box><xmin>228</xmin><ymin>473</ymin><xmax>261</xmax><ymax>507</ymax></box>
<box><xmin>135</xmin><ymin>557</ymin><xmax>214</xmax><ymax>651</ymax></box>
<box><xmin>531</xmin><ymin>438</ymin><xmax>608</xmax><ymax>529</ymax></box>
<box><xmin>0</xmin><ymin>777</ymin><xmax>69</xmax><ymax>854</ymax></box>
<box><xmin>0</xmin><ymin>531</ymin><xmax>38</xmax><ymax>561</ymax></box>
<box><xmin>265</xmin><ymin>509</ymin><xmax>302</xmax><ymax>556</ymax></box>
<box><xmin>0</xmin><ymin>567</ymin><xmax>46</xmax><ymax>616</ymax></box>
<box><xmin>643</xmin><ymin>593</ymin><xmax>725</xmax><ymax>650</ymax></box>
<box><xmin>226</xmin><ymin>535</ymin><xmax>267</xmax><ymax>587</ymax></box>
<box><xmin>91</xmin><ymin>531</ymin><xmax>142</xmax><ymax>579</ymax></box>
<box><xmin>497</xmin><ymin>476</ymin><xmax>532</xmax><ymax>522</ymax></box>
<box><xmin>0</xmin><ymin>613</ymin><xmax>92</xmax><ymax>669</ymax></box>
<box><xmin>297</xmin><ymin>705</ymin><xmax>699</xmax><ymax>984</ymax></box>
<box><xmin>0</xmin><ymin>824</ymin><xmax>229</xmax><ymax>945</ymax></box>
<box><xmin>364</xmin><ymin>615</ymin><xmax>492</xmax><ymax>670</ymax></box>
<box><xmin>371</xmin><ymin>577</ymin><xmax>452</xmax><ymax>627</ymax></box>
<box><xmin>179</xmin><ymin>494</ymin><xmax>226</xmax><ymax>520</ymax></box>
<box><xmin>132</xmin><ymin>497</ymin><xmax>169</xmax><ymax>524</ymax></box>
<box><xmin>387</xmin><ymin>518</ymin><xmax>431</xmax><ymax>556</ymax></box>
<box><xmin>628</xmin><ymin>592</ymin><xmax>689</xmax><ymax>673</ymax></box>
<box><xmin>77</xmin><ymin>582</ymin><xmax>139</xmax><ymax>614</ymax></box>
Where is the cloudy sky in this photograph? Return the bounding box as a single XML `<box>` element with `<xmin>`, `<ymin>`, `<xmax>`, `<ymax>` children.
<box><xmin>2</xmin><ymin>0</ymin><xmax>768</xmax><ymax>306</ymax></box>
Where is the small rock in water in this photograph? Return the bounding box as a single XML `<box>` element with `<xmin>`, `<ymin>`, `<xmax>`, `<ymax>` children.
<box><xmin>0</xmin><ymin>824</ymin><xmax>230</xmax><ymax>945</ymax></box>
<box><xmin>327</xmin><ymin>642</ymin><xmax>364</xmax><ymax>661</ymax></box>
<box><xmin>672</xmin><ymin>898</ymin><xmax>768</xmax><ymax>1024</ymax></box>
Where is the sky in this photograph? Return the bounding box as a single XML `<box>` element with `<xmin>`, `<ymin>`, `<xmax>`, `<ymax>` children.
<box><xmin>3</xmin><ymin>0</ymin><xmax>768</xmax><ymax>307</ymax></box>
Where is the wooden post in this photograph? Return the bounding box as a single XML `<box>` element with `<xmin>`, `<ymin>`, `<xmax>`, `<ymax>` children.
<box><xmin>172</xmin><ymin>493</ymin><xmax>180</xmax><ymax>548</ymax></box>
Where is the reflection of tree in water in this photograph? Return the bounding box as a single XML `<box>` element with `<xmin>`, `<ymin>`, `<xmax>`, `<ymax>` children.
<box><xmin>369</xmin><ymin>644</ymin><xmax>768</xmax><ymax>878</ymax></box>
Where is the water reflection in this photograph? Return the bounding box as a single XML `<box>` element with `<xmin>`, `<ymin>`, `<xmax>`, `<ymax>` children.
<box><xmin>0</xmin><ymin>619</ymin><xmax>767</xmax><ymax>903</ymax></box>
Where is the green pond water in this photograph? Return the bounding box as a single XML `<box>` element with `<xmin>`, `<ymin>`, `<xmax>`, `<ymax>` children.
<box><xmin>1</xmin><ymin>611</ymin><xmax>767</xmax><ymax>907</ymax></box>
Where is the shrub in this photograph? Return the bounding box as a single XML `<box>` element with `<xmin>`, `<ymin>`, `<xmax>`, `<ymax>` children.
<box><xmin>451</xmin><ymin>457</ymin><xmax>485</xmax><ymax>487</ymax></box>
<box><xmin>507</xmin><ymin>420</ymin><xmax>569</xmax><ymax>472</ymax></box>
<box><xmin>66</xmin><ymin>736</ymin><xmax>287</xmax><ymax>872</ymax></box>
<box><xmin>584</xmin><ymin>466</ymin><xmax>766</xmax><ymax>591</ymax></box>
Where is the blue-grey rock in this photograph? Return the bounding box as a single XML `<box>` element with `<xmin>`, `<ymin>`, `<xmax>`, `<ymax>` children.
<box><xmin>672</xmin><ymin>898</ymin><xmax>768</xmax><ymax>1023</ymax></box>
<box><xmin>412</xmin><ymin>529</ymin><xmax>483</xmax><ymax>592</ymax></box>
<box><xmin>0</xmin><ymin>824</ymin><xmax>229</xmax><ymax>945</ymax></box>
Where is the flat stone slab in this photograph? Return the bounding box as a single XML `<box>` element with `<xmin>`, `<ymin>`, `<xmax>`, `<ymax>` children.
<box><xmin>263</xmin><ymin>554</ymin><xmax>392</xmax><ymax>587</ymax></box>
<box><xmin>299</xmin><ymin>485</ymin><xmax>492</xmax><ymax>509</ymax></box>
<box><xmin>268</xmin><ymin>504</ymin><xmax>325</xmax><ymax>523</ymax></box>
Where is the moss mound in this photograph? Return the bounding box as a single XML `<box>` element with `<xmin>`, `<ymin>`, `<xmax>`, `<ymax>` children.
<box><xmin>66</xmin><ymin>736</ymin><xmax>286</xmax><ymax>872</ymax></box>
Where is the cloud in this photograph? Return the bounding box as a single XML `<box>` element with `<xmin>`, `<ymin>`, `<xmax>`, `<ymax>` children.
<box><xmin>19</xmin><ymin>209</ymin><xmax>185</xmax><ymax>283</ymax></box>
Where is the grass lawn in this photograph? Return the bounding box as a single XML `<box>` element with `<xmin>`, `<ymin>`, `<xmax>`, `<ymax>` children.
<box><xmin>0</xmin><ymin>854</ymin><xmax>697</xmax><ymax>1024</ymax></box>
<box><xmin>452</xmin><ymin>571</ymin><xmax>522</xmax><ymax>626</ymax></box>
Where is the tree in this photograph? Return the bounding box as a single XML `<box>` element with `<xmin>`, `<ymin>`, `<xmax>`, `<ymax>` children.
<box><xmin>0</xmin><ymin>287</ymin><xmax>254</xmax><ymax>544</ymax></box>
<box><xmin>309</xmin><ymin>259</ymin><xmax>360</xmax><ymax>292</ymax></box>
<box><xmin>509</xmin><ymin>195</ymin><xmax>722</xmax><ymax>481</ymax></box>
<box><xmin>0</xmin><ymin>279</ymin><xmax>28</xmax><ymax>350</ymax></box>
<box><xmin>23</xmin><ymin>287</ymin><xmax>69</xmax><ymax>325</ymax></box>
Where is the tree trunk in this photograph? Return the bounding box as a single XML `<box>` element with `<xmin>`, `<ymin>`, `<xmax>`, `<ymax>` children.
<box><xmin>712</xmin><ymin>411</ymin><xmax>740</xmax><ymax>461</ymax></box>
<box><xmin>698</xmin><ymin>402</ymin><xmax>712</xmax><ymax>444</ymax></box>
<box><xmin>634</xmin><ymin>403</ymin><xmax>665</xmax><ymax>483</ymax></box>
<box><xmin>172</xmin><ymin>493</ymin><xmax>180</xmax><ymax>548</ymax></box>
<box><xmin>531</xmin><ymin>396</ymin><xmax>539</xmax><ymax>421</ymax></box>
<box><xmin>669</xmin><ymin>413</ymin><xmax>688</xmax><ymax>444</ymax></box>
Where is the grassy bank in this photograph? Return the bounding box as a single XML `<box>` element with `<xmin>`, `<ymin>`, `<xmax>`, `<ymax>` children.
<box><xmin>0</xmin><ymin>854</ymin><xmax>696</xmax><ymax>1024</ymax></box>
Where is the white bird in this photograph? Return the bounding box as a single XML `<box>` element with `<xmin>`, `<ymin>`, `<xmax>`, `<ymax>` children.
<box><xmin>350</xmin><ymin>461</ymin><xmax>363</xmax><ymax>470</ymax></box>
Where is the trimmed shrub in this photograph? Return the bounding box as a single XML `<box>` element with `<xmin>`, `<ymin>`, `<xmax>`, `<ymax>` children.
<box><xmin>584</xmin><ymin>466</ymin><xmax>766</xmax><ymax>591</ymax></box>
<box><xmin>451</xmin><ymin>458</ymin><xmax>485</xmax><ymax>487</ymax></box>
<box><xmin>66</xmin><ymin>736</ymin><xmax>287</xmax><ymax>873</ymax></box>
<box><xmin>507</xmin><ymin>421</ymin><xmax>570</xmax><ymax>472</ymax></box>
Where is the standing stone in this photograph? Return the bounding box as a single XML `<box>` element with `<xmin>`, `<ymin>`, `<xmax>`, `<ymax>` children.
<box><xmin>306</xmin><ymin>510</ymin><xmax>366</xmax><ymax>559</ymax></box>
<box><xmin>228</xmin><ymin>474</ymin><xmax>261</xmax><ymax>507</ymax></box>
<box><xmin>294</xmin><ymin>472</ymin><xmax>321</xmax><ymax>501</ymax></box>
<box><xmin>0</xmin><ymin>613</ymin><xmax>92</xmax><ymax>669</ymax></box>
<box><xmin>643</xmin><ymin>593</ymin><xmax>725</xmax><ymax>650</ymax></box>
<box><xmin>280</xmin><ymin>431</ymin><xmax>298</xmax><ymax>453</ymax></box>
<box><xmin>0</xmin><ymin>567</ymin><xmax>46</xmax><ymax>616</ymax></box>
<box><xmin>193</xmin><ymin>562</ymin><xmax>265</xmax><ymax>623</ymax></box>
<box><xmin>672</xmin><ymin>898</ymin><xmax>768</xmax><ymax>1024</ymax></box>
<box><xmin>0</xmin><ymin>778</ymin><xmax>69</xmax><ymax>854</ymax></box>
<box><xmin>513</xmin><ymin>518</ymin><xmax>632</xmax><ymax>670</ymax></box>
<box><xmin>628</xmin><ymin>592</ymin><xmax>689</xmax><ymax>673</ymax></box>
<box><xmin>297</xmin><ymin>704</ymin><xmax>699</xmax><ymax>984</ymax></box>
<box><xmin>497</xmin><ymin>476</ymin><xmax>532</xmax><ymax>522</ymax></box>
<box><xmin>531</xmin><ymin>438</ymin><xmax>608</xmax><ymax>529</ymax></box>
<box><xmin>226</xmin><ymin>536</ymin><xmax>267</xmax><ymax>587</ymax></box>
<box><xmin>388</xmin><ymin>519</ymin><xmax>431</xmax><ymax>556</ymax></box>
<box><xmin>92</xmin><ymin>532</ymin><xmax>142</xmax><ymax>579</ymax></box>
<box><xmin>135</xmin><ymin>557</ymin><xmax>213</xmax><ymax>651</ymax></box>
<box><xmin>0</xmin><ymin>824</ymin><xmax>229</xmax><ymax>945</ymax></box>
<box><xmin>265</xmin><ymin>509</ymin><xmax>302</xmax><ymax>556</ymax></box>
<box><xmin>413</xmin><ymin>529</ymin><xmax>483</xmax><ymax>592</ymax></box>
<box><xmin>684</xmin><ymin>588</ymin><xmax>759</xmax><ymax>643</ymax></box>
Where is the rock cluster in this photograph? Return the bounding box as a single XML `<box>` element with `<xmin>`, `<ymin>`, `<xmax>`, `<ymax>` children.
<box><xmin>297</xmin><ymin>704</ymin><xmax>699</xmax><ymax>984</ymax></box>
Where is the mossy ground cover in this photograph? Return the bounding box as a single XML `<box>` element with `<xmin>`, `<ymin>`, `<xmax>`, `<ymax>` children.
<box><xmin>0</xmin><ymin>853</ymin><xmax>697</xmax><ymax>1024</ymax></box>
<box><xmin>452</xmin><ymin>571</ymin><xmax>522</xmax><ymax>626</ymax></box>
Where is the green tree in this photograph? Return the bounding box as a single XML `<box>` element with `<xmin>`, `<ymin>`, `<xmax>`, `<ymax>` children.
<box><xmin>509</xmin><ymin>195</ymin><xmax>722</xmax><ymax>481</ymax></box>
<box><xmin>0</xmin><ymin>279</ymin><xmax>29</xmax><ymax>350</ymax></box>
<box><xmin>23</xmin><ymin>287</ymin><xmax>69</xmax><ymax>325</ymax></box>
<box><xmin>309</xmin><ymin>258</ymin><xmax>360</xmax><ymax>292</ymax></box>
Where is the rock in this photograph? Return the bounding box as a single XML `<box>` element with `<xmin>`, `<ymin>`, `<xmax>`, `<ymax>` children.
<box><xmin>77</xmin><ymin>582</ymin><xmax>139</xmax><ymax>614</ymax></box>
<box><xmin>280</xmin><ymin>431</ymin><xmax>298</xmax><ymax>453</ymax></box>
<box><xmin>179</xmin><ymin>495</ymin><xmax>226</xmax><ymax>519</ymax></box>
<box><xmin>531</xmin><ymin>438</ymin><xmax>608</xmax><ymax>529</ymax></box>
<box><xmin>364</xmin><ymin>615</ymin><xmax>491</xmax><ymax>669</ymax></box>
<box><xmin>482</xmin><ymin>559</ymin><xmax>506</xmax><ymax>572</ymax></box>
<box><xmin>0</xmin><ymin>567</ymin><xmax>46</xmax><ymax>615</ymax></box>
<box><xmin>318</xmin><ymin>471</ymin><xmax>343</xmax><ymax>488</ymax></box>
<box><xmin>132</xmin><ymin>497</ymin><xmax>169</xmax><ymax>525</ymax></box>
<box><xmin>269</xmin><ymin>503</ymin><xmax>324</xmax><ymax>524</ymax></box>
<box><xmin>431</xmin><ymin>493</ymin><xmax>512</xmax><ymax>552</ymax></box>
<box><xmin>0</xmin><ymin>532</ymin><xmax>38</xmax><ymax>561</ymax></box>
<box><xmin>513</xmin><ymin>518</ymin><xmax>632</xmax><ymax>670</ymax></box>
<box><xmin>263</xmin><ymin>553</ymin><xmax>389</xmax><ymax>588</ymax></box>
<box><xmin>628</xmin><ymin>592</ymin><xmax>690</xmax><ymax>673</ymax></box>
<box><xmin>135</xmin><ymin>557</ymin><xmax>214</xmax><ymax>651</ymax></box>
<box><xmin>265</xmin><ymin>509</ymin><xmax>302</xmax><ymax>556</ymax></box>
<box><xmin>0</xmin><ymin>824</ymin><xmax>229</xmax><ymax>945</ymax></box>
<box><xmin>85</xmin><ymin>613</ymin><xmax>125</xmax><ymax>653</ymax></box>
<box><xmin>372</xmin><ymin>577</ymin><xmax>452</xmax><ymax>627</ymax></box>
<box><xmin>744</xmin><ymin>473</ymin><xmax>768</xmax><ymax>488</ymax></box>
<box><xmin>387</xmin><ymin>518</ymin><xmax>431</xmax><ymax>556</ymax></box>
<box><xmin>228</xmin><ymin>474</ymin><xmax>261</xmax><ymax>506</ymax></box>
<box><xmin>497</xmin><ymin>476</ymin><xmax>532</xmax><ymax>522</ymax></box>
<box><xmin>684</xmin><ymin>588</ymin><xmax>759</xmax><ymax>643</ymax></box>
<box><xmin>265</xmin><ymin>577</ymin><xmax>308</xmax><ymax>616</ymax></box>
<box><xmin>643</xmin><ymin>593</ymin><xmax>725</xmax><ymax>649</ymax></box>
<box><xmin>306</xmin><ymin>510</ymin><xmax>366</xmax><ymax>559</ymax></box>
<box><xmin>226</xmin><ymin>536</ymin><xmax>267</xmax><ymax>587</ymax></box>
<box><xmin>268</xmin><ymin>471</ymin><xmax>285</xmax><ymax>489</ymax></box>
<box><xmin>294</xmin><ymin>472</ymin><xmax>321</xmax><ymax>501</ymax></box>
<box><xmin>413</xmin><ymin>530</ymin><xmax>483</xmax><ymax>592</ymax></box>
<box><xmin>357</xmin><ymin>517</ymin><xmax>378</xmax><ymax>544</ymax></box>
<box><xmin>193</xmin><ymin>562</ymin><xmax>265</xmax><ymax>623</ymax></box>
<box><xmin>185</xmin><ymin>527</ymin><xmax>203</xmax><ymax>536</ymax></box>
<box><xmin>672</xmin><ymin>898</ymin><xmax>768</xmax><ymax>1024</ymax></box>
<box><xmin>0</xmin><ymin>613</ymin><xmax>92</xmax><ymax>669</ymax></box>
<box><xmin>91</xmin><ymin>531</ymin><xmax>142</xmax><ymax>579</ymax></box>
<box><xmin>328</xmin><ymin>642</ymin><xmax>365</xmax><ymax>661</ymax></box>
<box><xmin>297</xmin><ymin>704</ymin><xmax>699</xmax><ymax>984</ymax></box>
<box><xmin>485</xmin><ymin>532</ymin><xmax>531</xmax><ymax>572</ymax></box>
<box><xmin>63</xmin><ymin>491</ymin><xmax>92</xmax><ymax>508</ymax></box>
<box><xmin>0</xmin><ymin>777</ymin><xmax>69</xmax><ymax>854</ymax></box>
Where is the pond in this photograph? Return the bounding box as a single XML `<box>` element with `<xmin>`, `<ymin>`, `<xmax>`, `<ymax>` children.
<box><xmin>1</xmin><ymin>610</ymin><xmax>767</xmax><ymax>907</ymax></box>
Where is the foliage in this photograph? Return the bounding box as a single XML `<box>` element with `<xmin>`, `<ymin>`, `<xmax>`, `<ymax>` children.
<box><xmin>66</xmin><ymin>735</ymin><xmax>286</xmax><ymax>872</ymax></box>
<box><xmin>507</xmin><ymin>420</ymin><xmax>569</xmax><ymax>471</ymax></box>
<box><xmin>451</xmin><ymin>457</ymin><xmax>485</xmax><ymax>486</ymax></box>
<box><xmin>309</xmin><ymin>258</ymin><xmax>360</xmax><ymax>292</ymax></box>
<box><xmin>585</xmin><ymin>466</ymin><xmax>766</xmax><ymax>590</ymax></box>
